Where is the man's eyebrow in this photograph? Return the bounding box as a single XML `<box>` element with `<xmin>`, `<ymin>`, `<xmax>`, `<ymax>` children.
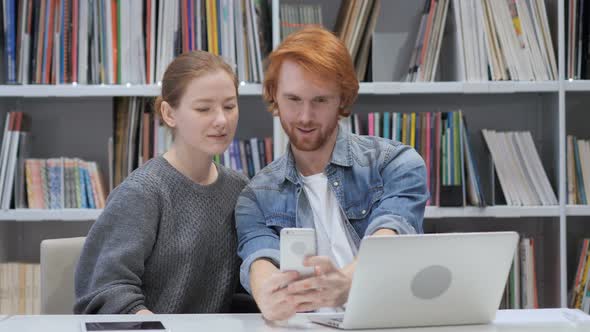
<box><xmin>282</xmin><ymin>93</ymin><xmax>335</xmax><ymax>98</ymax></box>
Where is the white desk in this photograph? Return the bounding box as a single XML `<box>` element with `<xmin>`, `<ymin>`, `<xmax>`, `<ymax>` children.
<box><xmin>0</xmin><ymin>309</ymin><xmax>589</xmax><ymax>332</ymax></box>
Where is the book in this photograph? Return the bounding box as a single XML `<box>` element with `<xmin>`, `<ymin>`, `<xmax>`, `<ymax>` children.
<box><xmin>568</xmin><ymin>135</ymin><xmax>590</xmax><ymax>206</ymax></box>
<box><xmin>483</xmin><ymin>129</ymin><xmax>557</xmax><ymax>206</ymax></box>
<box><xmin>0</xmin><ymin>263</ymin><xmax>40</xmax><ymax>314</ymax></box>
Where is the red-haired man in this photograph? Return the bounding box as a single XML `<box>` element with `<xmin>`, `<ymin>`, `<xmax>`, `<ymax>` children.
<box><xmin>236</xmin><ymin>27</ymin><xmax>428</xmax><ymax>321</ymax></box>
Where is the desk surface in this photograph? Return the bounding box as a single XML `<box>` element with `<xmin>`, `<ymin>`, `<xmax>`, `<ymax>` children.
<box><xmin>0</xmin><ymin>309</ymin><xmax>589</xmax><ymax>332</ymax></box>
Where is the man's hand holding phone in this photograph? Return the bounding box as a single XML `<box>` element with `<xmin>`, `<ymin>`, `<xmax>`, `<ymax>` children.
<box><xmin>279</xmin><ymin>228</ymin><xmax>351</xmax><ymax>313</ymax></box>
<box><xmin>253</xmin><ymin>228</ymin><xmax>353</xmax><ymax>320</ymax></box>
<box><xmin>252</xmin><ymin>268</ymin><xmax>304</xmax><ymax>321</ymax></box>
<box><xmin>286</xmin><ymin>255</ymin><xmax>352</xmax><ymax>311</ymax></box>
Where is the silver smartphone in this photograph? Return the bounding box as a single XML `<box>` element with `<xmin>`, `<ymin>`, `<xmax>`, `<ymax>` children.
<box><xmin>280</xmin><ymin>228</ymin><xmax>317</xmax><ymax>278</ymax></box>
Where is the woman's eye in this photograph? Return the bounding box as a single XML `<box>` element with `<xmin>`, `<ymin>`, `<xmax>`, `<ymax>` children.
<box><xmin>195</xmin><ymin>108</ymin><xmax>209</xmax><ymax>112</ymax></box>
<box><xmin>224</xmin><ymin>105</ymin><xmax>236</xmax><ymax>110</ymax></box>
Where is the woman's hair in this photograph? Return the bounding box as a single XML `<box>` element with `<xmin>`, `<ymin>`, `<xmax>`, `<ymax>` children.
<box><xmin>262</xmin><ymin>26</ymin><xmax>359</xmax><ymax>116</ymax></box>
<box><xmin>154</xmin><ymin>51</ymin><xmax>238</xmax><ymax>125</ymax></box>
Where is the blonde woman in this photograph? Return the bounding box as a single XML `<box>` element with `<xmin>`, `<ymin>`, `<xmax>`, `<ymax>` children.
<box><xmin>75</xmin><ymin>51</ymin><xmax>248</xmax><ymax>314</ymax></box>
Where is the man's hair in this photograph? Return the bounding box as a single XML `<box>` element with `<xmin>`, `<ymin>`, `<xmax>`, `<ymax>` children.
<box><xmin>262</xmin><ymin>26</ymin><xmax>359</xmax><ymax>116</ymax></box>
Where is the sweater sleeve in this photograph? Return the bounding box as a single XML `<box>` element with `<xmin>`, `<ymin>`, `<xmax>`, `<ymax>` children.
<box><xmin>74</xmin><ymin>180</ymin><xmax>161</xmax><ymax>314</ymax></box>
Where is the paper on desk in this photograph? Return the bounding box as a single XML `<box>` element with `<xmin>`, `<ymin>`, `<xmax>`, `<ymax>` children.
<box><xmin>494</xmin><ymin>309</ymin><xmax>590</xmax><ymax>328</ymax></box>
<box><xmin>562</xmin><ymin>309</ymin><xmax>590</xmax><ymax>327</ymax></box>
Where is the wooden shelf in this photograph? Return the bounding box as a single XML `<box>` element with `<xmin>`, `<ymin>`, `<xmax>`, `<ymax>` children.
<box><xmin>566</xmin><ymin>205</ymin><xmax>590</xmax><ymax>217</ymax></box>
<box><xmin>367</xmin><ymin>81</ymin><xmax>559</xmax><ymax>95</ymax></box>
<box><xmin>0</xmin><ymin>83</ymin><xmax>262</xmax><ymax>97</ymax></box>
<box><xmin>565</xmin><ymin>80</ymin><xmax>590</xmax><ymax>92</ymax></box>
<box><xmin>425</xmin><ymin>206</ymin><xmax>560</xmax><ymax>218</ymax></box>
<box><xmin>0</xmin><ymin>81</ymin><xmax>559</xmax><ymax>97</ymax></box>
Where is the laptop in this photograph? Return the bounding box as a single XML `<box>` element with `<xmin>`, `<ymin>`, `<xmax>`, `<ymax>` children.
<box><xmin>309</xmin><ymin>231</ymin><xmax>519</xmax><ymax>329</ymax></box>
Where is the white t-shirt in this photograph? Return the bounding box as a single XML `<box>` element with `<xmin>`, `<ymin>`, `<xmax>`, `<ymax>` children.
<box><xmin>300</xmin><ymin>172</ymin><xmax>356</xmax><ymax>268</ymax></box>
<box><xmin>300</xmin><ymin>172</ymin><xmax>357</xmax><ymax>312</ymax></box>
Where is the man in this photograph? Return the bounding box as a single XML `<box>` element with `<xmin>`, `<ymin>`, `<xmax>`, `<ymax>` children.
<box><xmin>235</xmin><ymin>27</ymin><xmax>428</xmax><ymax>321</ymax></box>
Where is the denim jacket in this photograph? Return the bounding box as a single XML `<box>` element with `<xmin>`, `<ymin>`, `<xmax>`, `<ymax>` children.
<box><xmin>235</xmin><ymin>124</ymin><xmax>429</xmax><ymax>293</ymax></box>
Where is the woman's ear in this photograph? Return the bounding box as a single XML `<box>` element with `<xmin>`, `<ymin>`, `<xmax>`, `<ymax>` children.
<box><xmin>160</xmin><ymin>101</ymin><xmax>176</xmax><ymax>128</ymax></box>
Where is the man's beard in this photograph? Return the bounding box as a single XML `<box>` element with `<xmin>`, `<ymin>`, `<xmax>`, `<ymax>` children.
<box><xmin>280</xmin><ymin>116</ymin><xmax>339</xmax><ymax>152</ymax></box>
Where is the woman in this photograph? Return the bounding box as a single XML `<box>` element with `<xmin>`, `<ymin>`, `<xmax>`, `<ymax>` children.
<box><xmin>74</xmin><ymin>51</ymin><xmax>249</xmax><ymax>314</ymax></box>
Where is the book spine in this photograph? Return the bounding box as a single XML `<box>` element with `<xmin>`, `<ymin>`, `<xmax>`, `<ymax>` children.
<box><xmin>425</xmin><ymin>112</ymin><xmax>431</xmax><ymax>205</ymax></box>
<box><xmin>410</xmin><ymin>112</ymin><xmax>416</xmax><ymax>148</ymax></box>
<box><xmin>83</xmin><ymin>163</ymin><xmax>96</xmax><ymax>209</ymax></box>
<box><xmin>383</xmin><ymin>112</ymin><xmax>390</xmax><ymax>140</ymax></box>
<box><xmin>574</xmin><ymin>137</ymin><xmax>587</xmax><ymax>204</ymax></box>
<box><xmin>6</xmin><ymin>0</ymin><xmax>17</xmax><ymax>83</ymax></box>
<box><xmin>264</xmin><ymin>137</ymin><xmax>273</xmax><ymax>165</ymax></box>
<box><xmin>25</xmin><ymin>160</ymin><xmax>35</xmax><ymax>208</ymax></box>
<box><xmin>46</xmin><ymin>159</ymin><xmax>62</xmax><ymax>209</ymax></box>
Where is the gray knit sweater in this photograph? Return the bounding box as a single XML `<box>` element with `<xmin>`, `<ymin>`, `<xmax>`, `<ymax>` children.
<box><xmin>74</xmin><ymin>157</ymin><xmax>248</xmax><ymax>314</ymax></box>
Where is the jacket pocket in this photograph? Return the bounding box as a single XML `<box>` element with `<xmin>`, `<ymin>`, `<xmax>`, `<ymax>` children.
<box><xmin>344</xmin><ymin>185</ymin><xmax>383</xmax><ymax>221</ymax></box>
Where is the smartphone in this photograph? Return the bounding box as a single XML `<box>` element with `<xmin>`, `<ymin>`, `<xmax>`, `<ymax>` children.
<box><xmin>280</xmin><ymin>228</ymin><xmax>317</xmax><ymax>278</ymax></box>
<box><xmin>81</xmin><ymin>321</ymin><xmax>166</xmax><ymax>332</ymax></box>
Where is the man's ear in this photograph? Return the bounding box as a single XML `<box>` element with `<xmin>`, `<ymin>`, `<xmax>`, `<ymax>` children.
<box><xmin>160</xmin><ymin>101</ymin><xmax>176</xmax><ymax>128</ymax></box>
<box><xmin>272</xmin><ymin>100</ymin><xmax>280</xmax><ymax>116</ymax></box>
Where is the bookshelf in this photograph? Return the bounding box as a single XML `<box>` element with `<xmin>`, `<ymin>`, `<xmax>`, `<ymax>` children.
<box><xmin>271</xmin><ymin>0</ymin><xmax>567</xmax><ymax>310</ymax></box>
<box><xmin>0</xmin><ymin>0</ymin><xmax>589</xmax><ymax>313</ymax></box>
